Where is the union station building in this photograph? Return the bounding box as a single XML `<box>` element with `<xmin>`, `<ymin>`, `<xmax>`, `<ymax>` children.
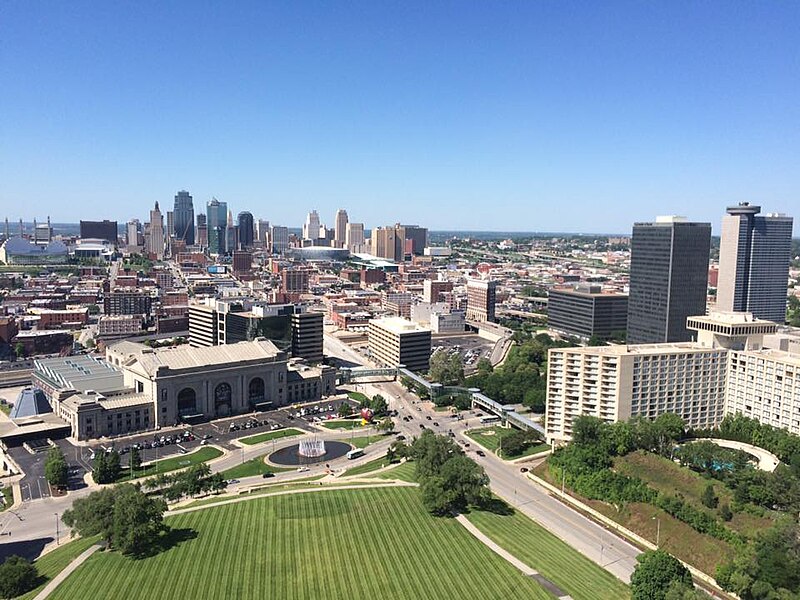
<box><xmin>32</xmin><ymin>338</ymin><xmax>336</xmax><ymax>440</ymax></box>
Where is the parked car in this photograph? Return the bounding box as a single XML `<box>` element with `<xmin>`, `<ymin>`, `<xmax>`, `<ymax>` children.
<box><xmin>262</xmin><ymin>472</ymin><xmax>275</xmax><ymax>478</ymax></box>
<box><xmin>476</xmin><ymin>450</ymin><xmax>485</xmax><ymax>457</ymax></box>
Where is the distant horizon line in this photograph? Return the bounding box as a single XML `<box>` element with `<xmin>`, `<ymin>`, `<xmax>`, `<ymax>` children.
<box><xmin>4</xmin><ymin>222</ymin><xmax>799</xmax><ymax>241</ymax></box>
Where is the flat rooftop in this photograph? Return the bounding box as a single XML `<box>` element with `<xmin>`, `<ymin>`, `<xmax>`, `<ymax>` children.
<box><xmin>370</xmin><ymin>317</ymin><xmax>431</xmax><ymax>335</ymax></box>
<box><xmin>34</xmin><ymin>354</ymin><xmax>124</xmax><ymax>393</ymax></box>
<box><xmin>688</xmin><ymin>312</ymin><xmax>777</xmax><ymax>327</ymax></box>
<box><xmin>551</xmin><ymin>341</ymin><xmax>722</xmax><ymax>357</ymax></box>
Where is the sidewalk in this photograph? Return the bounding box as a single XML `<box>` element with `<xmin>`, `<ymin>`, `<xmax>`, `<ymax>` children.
<box><xmin>32</xmin><ymin>543</ymin><xmax>102</xmax><ymax>600</ymax></box>
<box><xmin>456</xmin><ymin>514</ymin><xmax>573</xmax><ymax>600</ymax></box>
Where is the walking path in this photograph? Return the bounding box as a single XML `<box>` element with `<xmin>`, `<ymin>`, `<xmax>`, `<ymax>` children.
<box><xmin>32</xmin><ymin>543</ymin><xmax>102</xmax><ymax>600</ymax></box>
<box><xmin>456</xmin><ymin>514</ymin><xmax>573</xmax><ymax>599</ymax></box>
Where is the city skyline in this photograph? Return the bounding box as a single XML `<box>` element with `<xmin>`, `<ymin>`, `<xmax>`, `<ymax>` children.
<box><xmin>2</xmin><ymin>3</ymin><xmax>798</xmax><ymax>234</ymax></box>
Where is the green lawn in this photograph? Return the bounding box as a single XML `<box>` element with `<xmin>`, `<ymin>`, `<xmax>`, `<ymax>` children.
<box><xmin>319</xmin><ymin>419</ymin><xmax>366</xmax><ymax>430</ymax></box>
<box><xmin>238</xmin><ymin>428</ymin><xmax>304</xmax><ymax>446</ymax></box>
<box><xmin>376</xmin><ymin>461</ymin><xmax>417</xmax><ymax>482</ymax></box>
<box><xmin>342</xmin><ymin>454</ymin><xmax>393</xmax><ymax>477</ymax></box>
<box><xmin>49</xmin><ymin>488</ymin><xmax>553</xmax><ymax>600</ymax></box>
<box><xmin>466</xmin><ymin>427</ymin><xmax>549</xmax><ymax>459</ymax></box>
<box><xmin>118</xmin><ymin>447</ymin><xmax>223</xmax><ymax>482</ymax></box>
<box><xmin>467</xmin><ymin>508</ymin><xmax>629</xmax><ymax>600</ymax></box>
<box><xmin>219</xmin><ymin>457</ymin><xmax>291</xmax><ymax>480</ymax></box>
<box><xmin>347</xmin><ymin>391</ymin><xmax>370</xmax><ymax>404</ymax></box>
<box><xmin>348</xmin><ymin>434</ymin><xmax>390</xmax><ymax>449</ymax></box>
<box><xmin>18</xmin><ymin>536</ymin><xmax>100</xmax><ymax>600</ymax></box>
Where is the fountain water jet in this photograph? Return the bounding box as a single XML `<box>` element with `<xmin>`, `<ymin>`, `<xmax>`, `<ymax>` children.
<box><xmin>298</xmin><ymin>437</ymin><xmax>326</xmax><ymax>458</ymax></box>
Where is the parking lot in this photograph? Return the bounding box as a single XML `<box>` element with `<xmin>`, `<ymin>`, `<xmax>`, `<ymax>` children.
<box><xmin>432</xmin><ymin>335</ymin><xmax>494</xmax><ymax>371</ymax></box>
<box><xmin>6</xmin><ymin>394</ymin><xmax>364</xmax><ymax>503</ymax></box>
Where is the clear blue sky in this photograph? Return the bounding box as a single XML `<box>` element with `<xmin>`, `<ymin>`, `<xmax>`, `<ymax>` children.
<box><xmin>1</xmin><ymin>2</ymin><xmax>798</xmax><ymax>234</ymax></box>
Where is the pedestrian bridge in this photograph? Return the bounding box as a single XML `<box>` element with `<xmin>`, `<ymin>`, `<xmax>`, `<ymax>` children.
<box><xmin>338</xmin><ymin>364</ymin><xmax>545</xmax><ymax>436</ymax></box>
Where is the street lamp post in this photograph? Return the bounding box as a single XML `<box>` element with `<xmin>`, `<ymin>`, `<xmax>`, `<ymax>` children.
<box><xmin>652</xmin><ymin>515</ymin><xmax>661</xmax><ymax>548</ymax></box>
<box><xmin>54</xmin><ymin>513</ymin><xmax>59</xmax><ymax>545</ymax></box>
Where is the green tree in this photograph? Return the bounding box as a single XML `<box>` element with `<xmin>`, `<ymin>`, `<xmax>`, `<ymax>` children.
<box><xmin>370</xmin><ymin>395</ymin><xmax>388</xmax><ymax>417</ymax></box>
<box><xmin>106</xmin><ymin>450</ymin><xmax>121</xmax><ymax>482</ymax></box>
<box><xmin>653</xmin><ymin>413</ymin><xmax>685</xmax><ymax>455</ymax></box>
<box><xmin>663</xmin><ymin>580</ymin><xmax>711</xmax><ymax>599</ymax></box>
<box><xmin>475</xmin><ymin>358</ymin><xmax>493</xmax><ymax>375</ymax></box>
<box><xmin>501</xmin><ymin>429</ymin><xmax>540</xmax><ymax>457</ymax></box>
<box><xmin>587</xmin><ymin>334</ymin><xmax>606</xmax><ymax>347</ymax></box>
<box><xmin>337</xmin><ymin>402</ymin><xmax>353</xmax><ymax>418</ymax></box>
<box><xmin>13</xmin><ymin>342</ymin><xmax>24</xmax><ymax>359</ymax></box>
<box><xmin>631</xmin><ymin>550</ymin><xmax>693</xmax><ymax>600</ymax></box>
<box><xmin>130</xmin><ymin>447</ymin><xmax>142</xmax><ymax>471</ymax></box>
<box><xmin>44</xmin><ymin>446</ymin><xmax>68</xmax><ymax>489</ymax></box>
<box><xmin>718</xmin><ymin>503</ymin><xmax>733</xmax><ymax>522</ymax></box>
<box><xmin>428</xmin><ymin>351</ymin><xmax>464</xmax><ymax>386</ymax></box>
<box><xmin>412</xmin><ymin>431</ymin><xmax>490</xmax><ymax>515</ymax></box>
<box><xmin>92</xmin><ymin>451</ymin><xmax>110</xmax><ymax>484</ymax></box>
<box><xmin>701</xmin><ymin>484</ymin><xmax>718</xmax><ymax>509</ymax></box>
<box><xmin>110</xmin><ymin>484</ymin><xmax>167</xmax><ymax>557</ymax></box>
<box><xmin>376</xmin><ymin>417</ymin><xmax>394</xmax><ymax>433</ymax></box>
<box><xmin>0</xmin><ymin>555</ymin><xmax>39</xmax><ymax>599</ymax></box>
<box><xmin>412</xmin><ymin>430</ymin><xmax>462</xmax><ymax>480</ymax></box>
<box><xmin>61</xmin><ymin>487</ymin><xmax>116</xmax><ymax>540</ymax></box>
<box><xmin>62</xmin><ymin>484</ymin><xmax>166</xmax><ymax>557</ymax></box>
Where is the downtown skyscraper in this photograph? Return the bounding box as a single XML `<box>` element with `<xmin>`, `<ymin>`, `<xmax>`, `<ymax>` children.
<box><xmin>716</xmin><ymin>203</ymin><xmax>794</xmax><ymax>323</ymax></box>
<box><xmin>334</xmin><ymin>209</ymin><xmax>348</xmax><ymax>248</ymax></box>
<box><xmin>173</xmin><ymin>190</ymin><xmax>195</xmax><ymax>245</ymax></box>
<box><xmin>302</xmin><ymin>210</ymin><xmax>320</xmax><ymax>242</ymax></box>
<box><xmin>206</xmin><ymin>198</ymin><xmax>227</xmax><ymax>255</ymax></box>
<box><xmin>237</xmin><ymin>211</ymin><xmax>254</xmax><ymax>249</ymax></box>
<box><xmin>626</xmin><ymin>216</ymin><xmax>711</xmax><ymax>344</ymax></box>
<box><xmin>146</xmin><ymin>201</ymin><xmax>165</xmax><ymax>260</ymax></box>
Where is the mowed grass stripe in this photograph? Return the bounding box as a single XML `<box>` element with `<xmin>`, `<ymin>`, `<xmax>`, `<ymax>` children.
<box><xmin>466</xmin><ymin>508</ymin><xmax>629</xmax><ymax>600</ymax></box>
<box><xmin>50</xmin><ymin>488</ymin><xmax>553</xmax><ymax>600</ymax></box>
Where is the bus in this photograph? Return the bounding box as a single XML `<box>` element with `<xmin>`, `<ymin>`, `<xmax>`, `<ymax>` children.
<box><xmin>480</xmin><ymin>415</ymin><xmax>501</xmax><ymax>425</ymax></box>
<box><xmin>346</xmin><ymin>449</ymin><xmax>364</xmax><ymax>460</ymax></box>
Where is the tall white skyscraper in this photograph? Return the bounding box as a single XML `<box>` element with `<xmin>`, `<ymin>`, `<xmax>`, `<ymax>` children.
<box><xmin>303</xmin><ymin>210</ymin><xmax>320</xmax><ymax>241</ymax></box>
<box><xmin>334</xmin><ymin>209</ymin><xmax>348</xmax><ymax>247</ymax></box>
<box><xmin>717</xmin><ymin>203</ymin><xmax>794</xmax><ymax>323</ymax></box>
<box><xmin>345</xmin><ymin>222</ymin><xmax>365</xmax><ymax>252</ymax></box>
<box><xmin>146</xmin><ymin>201</ymin><xmax>165</xmax><ymax>260</ymax></box>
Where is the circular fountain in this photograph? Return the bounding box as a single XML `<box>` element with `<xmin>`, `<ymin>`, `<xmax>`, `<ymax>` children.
<box><xmin>268</xmin><ymin>438</ymin><xmax>352</xmax><ymax>466</ymax></box>
<box><xmin>298</xmin><ymin>437</ymin><xmax>326</xmax><ymax>458</ymax></box>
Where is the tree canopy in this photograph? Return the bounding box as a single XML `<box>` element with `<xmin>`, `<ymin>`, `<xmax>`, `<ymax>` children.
<box><xmin>0</xmin><ymin>555</ymin><xmax>38</xmax><ymax>599</ymax></box>
<box><xmin>412</xmin><ymin>431</ymin><xmax>490</xmax><ymax>515</ymax></box>
<box><xmin>631</xmin><ymin>550</ymin><xmax>693</xmax><ymax>600</ymax></box>
<box><xmin>428</xmin><ymin>351</ymin><xmax>464</xmax><ymax>386</ymax></box>
<box><xmin>62</xmin><ymin>484</ymin><xmax>167</xmax><ymax>557</ymax></box>
<box><xmin>44</xmin><ymin>446</ymin><xmax>68</xmax><ymax>489</ymax></box>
